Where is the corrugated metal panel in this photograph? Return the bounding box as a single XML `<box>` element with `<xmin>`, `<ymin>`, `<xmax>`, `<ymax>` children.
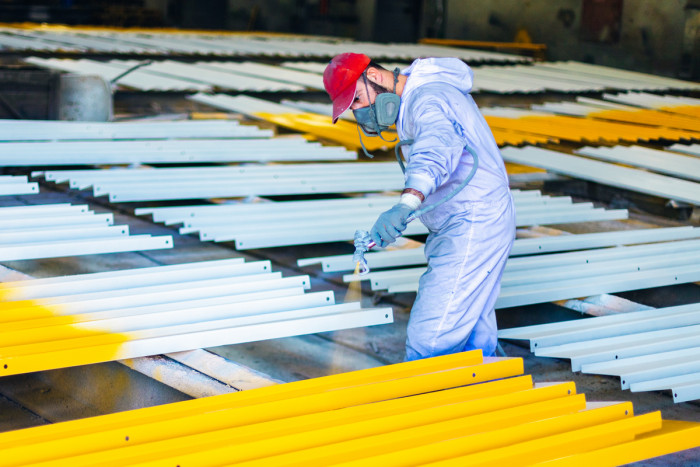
<box><xmin>298</xmin><ymin>226</ymin><xmax>700</xmax><ymax>272</ymax></box>
<box><xmin>0</xmin><ymin>175</ymin><xmax>39</xmax><ymax>196</ymax></box>
<box><xmin>136</xmin><ymin>191</ymin><xmax>627</xmax><ymax>249</ymax></box>
<box><xmin>575</xmin><ymin>145</ymin><xmax>700</xmax><ymax>181</ymax></box>
<box><xmin>499</xmin><ymin>303</ymin><xmax>700</xmax><ymax>403</ymax></box>
<box><xmin>501</xmin><ymin>146</ymin><xmax>700</xmax><ymax>205</ymax></box>
<box><xmin>0</xmin><ymin>257</ymin><xmax>392</xmax><ymax>377</ymax></box>
<box><xmin>345</xmin><ymin>239</ymin><xmax>700</xmax><ymax>305</ymax></box>
<box><xmin>0</xmin><ymin>119</ymin><xmax>272</xmax><ymax>141</ymax></box>
<box><xmin>1</xmin><ymin>136</ymin><xmax>356</xmax><ymax>166</ymax></box>
<box><xmin>0</xmin><ymin>351</ymin><xmax>697</xmax><ymax>465</ymax></box>
<box><xmin>0</xmin><ymin>203</ymin><xmax>172</xmax><ymax>260</ymax></box>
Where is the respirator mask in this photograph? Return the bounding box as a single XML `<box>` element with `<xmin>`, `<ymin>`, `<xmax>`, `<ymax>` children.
<box><xmin>352</xmin><ymin>67</ymin><xmax>401</xmax><ymax>158</ymax></box>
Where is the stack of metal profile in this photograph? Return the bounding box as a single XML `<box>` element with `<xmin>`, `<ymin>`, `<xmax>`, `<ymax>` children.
<box><xmin>136</xmin><ymin>190</ymin><xmax>628</xmax><ymax>249</ymax></box>
<box><xmin>501</xmin><ymin>146</ymin><xmax>700</xmax><ymax>205</ymax></box>
<box><xmin>0</xmin><ymin>257</ymin><xmax>392</xmax><ymax>377</ymax></box>
<box><xmin>499</xmin><ymin>302</ymin><xmax>700</xmax><ymax>403</ymax></box>
<box><xmin>344</xmin><ymin>238</ymin><xmax>700</xmax><ymax>307</ymax></box>
<box><xmin>0</xmin><ymin>203</ymin><xmax>172</xmax><ymax>261</ymax></box>
<box><xmin>0</xmin><ymin>351</ymin><xmax>698</xmax><ymax>465</ymax></box>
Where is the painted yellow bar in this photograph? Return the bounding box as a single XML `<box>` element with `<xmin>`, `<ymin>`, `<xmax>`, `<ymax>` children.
<box><xmin>485</xmin><ymin>115</ymin><xmax>697</xmax><ymax>143</ymax></box>
<box><xmin>227</xmin><ymin>393</ymin><xmax>587</xmax><ymax>467</ymax></box>
<box><xmin>419</xmin><ymin>37</ymin><xmax>547</xmax><ymax>52</ymax></box>
<box><xmin>536</xmin><ymin>420</ymin><xmax>700</xmax><ymax>466</ymax></box>
<box><xmin>255</xmin><ymin>112</ymin><xmax>396</xmax><ymax>151</ymax></box>
<box><xmin>331</xmin><ymin>401</ymin><xmax>634</xmax><ymax>467</ymax></box>
<box><xmin>590</xmin><ymin>109</ymin><xmax>700</xmax><ymax>133</ymax></box>
<box><xmin>661</xmin><ymin>105</ymin><xmax>700</xmax><ymax>119</ymax></box>
<box><xmin>32</xmin><ymin>376</ymin><xmax>539</xmax><ymax>467</ymax></box>
<box><xmin>423</xmin><ymin>411</ymin><xmax>662</xmax><ymax>467</ymax></box>
<box><xmin>0</xmin><ymin>351</ymin><xmax>484</xmax><ymax>447</ymax></box>
<box><xmin>0</xmin><ymin>358</ymin><xmax>522</xmax><ymax>464</ymax></box>
<box><xmin>119</xmin><ymin>380</ymin><xmax>572</xmax><ymax>467</ymax></box>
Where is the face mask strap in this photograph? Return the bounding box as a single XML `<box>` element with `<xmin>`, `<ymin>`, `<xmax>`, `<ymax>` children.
<box><xmin>356</xmin><ymin>124</ymin><xmax>375</xmax><ymax>158</ymax></box>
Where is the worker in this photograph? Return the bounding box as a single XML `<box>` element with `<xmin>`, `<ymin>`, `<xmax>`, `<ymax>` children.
<box><xmin>323</xmin><ymin>53</ymin><xmax>516</xmax><ymax>360</ymax></box>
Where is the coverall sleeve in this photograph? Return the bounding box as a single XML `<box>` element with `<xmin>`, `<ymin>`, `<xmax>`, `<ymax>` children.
<box><xmin>403</xmin><ymin>85</ymin><xmax>470</xmax><ymax>198</ymax></box>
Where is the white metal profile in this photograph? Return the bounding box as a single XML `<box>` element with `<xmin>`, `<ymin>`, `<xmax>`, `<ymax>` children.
<box><xmin>298</xmin><ymin>226</ymin><xmax>700</xmax><ymax>272</ymax></box>
<box><xmin>0</xmin><ymin>176</ymin><xmax>39</xmax><ymax>196</ymax></box>
<box><xmin>23</xmin><ymin>57</ymin><xmax>212</xmax><ymax>92</ymax></box>
<box><xmin>0</xmin><ymin>203</ymin><xmax>172</xmax><ymax>261</ymax></box>
<box><xmin>2</xmin><ymin>137</ymin><xmax>356</xmax><ymax>166</ymax></box>
<box><xmin>3</xmin><ymin>28</ymin><xmax>527</xmax><ymax>63</ymax></box>
<box><xmin>668</xmin><ymin>143</ymin><xmax>700</xmax><ymax>158</ymax></box>
<box><xmin>498</xmin><ymin>302</ymin><xmax>700</xmax><ymax>403</ymax></box>
<box><xmin>575</xmin><ymin>145</ymin><xmax>700</xmax><ymax>182</ymax></box>
<box><xmin>282</xmin><ymin>60</ymin><xmax>700</xmax><ymax>94</ymax></box>
<box><xmin>500</xmin><ymin>146</ymin><xmax>700</xmax><ymax>205</ymax></box>
<box><xmin>344</xmin><ymin>239</ymin><xmax>700</xmax><ymax>307</ymax></box>
<box><xmin>0</xmin><ymin>119</ymin><xmax>272</xmax><ymax>141</ymax></box>
<box><xmin>0</xmin><ymin>258</ymin><xmax>393</xmax><ymax>377</ymax></box>
<box><xmin>136</xmin><ymin>191</ymin><xmax>627</xmax><ymax>249</ymax></box>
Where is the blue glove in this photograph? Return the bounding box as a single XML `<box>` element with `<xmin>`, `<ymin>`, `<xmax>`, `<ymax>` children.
<box><xmin>370</xmin><ymin>203</ymin><xmax>414</xmax><ymax>247</ymax></box>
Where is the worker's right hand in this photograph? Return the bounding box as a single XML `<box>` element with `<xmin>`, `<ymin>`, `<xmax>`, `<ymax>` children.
<box><xmin>370</xmin><ymin>203</ymin><xmax>413</xmax><ymax>247</ymax></box>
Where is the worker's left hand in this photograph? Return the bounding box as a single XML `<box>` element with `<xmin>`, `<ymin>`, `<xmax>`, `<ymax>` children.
<box><xmin>370</xmin><ymin>203</ymin><xmax>413</xmax><ymax>247</ymax></box>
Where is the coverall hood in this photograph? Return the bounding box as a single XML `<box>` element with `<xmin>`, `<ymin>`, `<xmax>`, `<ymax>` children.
<box><xmin>400</xmin><ymin>57</ymin><xmax>474</xmax><ymax>99</ymax></box>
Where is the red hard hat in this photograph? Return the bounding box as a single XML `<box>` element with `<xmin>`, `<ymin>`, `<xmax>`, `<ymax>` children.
<box><xmin>323</xmin><ymin>53</ymin><xmax>371</xmax><ymax>123</ymax></box>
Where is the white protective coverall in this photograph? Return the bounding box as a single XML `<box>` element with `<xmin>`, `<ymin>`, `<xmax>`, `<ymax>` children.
<box><xmin>397</xmin><ymin>57</ymin><xmax>516</xmax><ymax>360</ymax></box>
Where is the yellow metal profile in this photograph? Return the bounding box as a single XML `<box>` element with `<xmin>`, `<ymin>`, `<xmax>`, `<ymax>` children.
<box><xmin>37</xmin><ymin>376</ymin><xmax>537</xmax><ymax>467</ymax></box>
<box><xmin>485</xmin><ymin>114</ymin><xmax>699</xmax><ymax>143</ymax></box>
<box><xmin>590</xmin><ymin>109</ymin><xmax>700</xmax><ymax>133</ymax></box>
<box><xmin>255</xmin><ymin>112</ymin><xmax>397</xmax><ymax>151</ymax></box>
<box><xmin>0</xmin><ymin>350</ymin><xmax>484</xmax><ymax>448</ymax></box>
<box><xmin>660</xmin><ymin>105</ymin><xmax>700</xmax><ymax>119</ymax></box>
<box><xmin>536</xmin><ymin>420</ymin><xmax>700</xmax><ymax>466</ymax></box>
<box><xmin>0</xmin><ymin>352</ymin><xmax>697</xmax><ymax>466</ymax></box>
<box><xmin>332</xmin><ymin>401</ymin><xmax>634</xmax><ymax>467</ymax></box>
<box><xmin>224</xmin><ymin>392</ymin><xmax>586</xmax><ymax>467</ymax></box>
<box><xmin>0</xmin><ymin>358</ymin><xmax>523</xmax><ymax>464</ymax></box>
<box><xmin>424</xmin><ymin>411</ymin><xmax>662</xmax><ymax>466</ymax></box>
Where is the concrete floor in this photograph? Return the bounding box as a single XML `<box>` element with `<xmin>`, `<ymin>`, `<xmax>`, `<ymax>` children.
<box><xmin>0</xmin><ymin>171</ymin><xmax>699</xmax><ymax>464</ymax></box>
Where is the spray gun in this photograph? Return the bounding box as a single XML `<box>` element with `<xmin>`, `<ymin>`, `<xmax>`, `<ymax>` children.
<box><xmin>353</xmin><ymin>213</ymin><xmax>417</xmax><ymax>275</ymax></box>
<box><xmin>352</xmin><ymin>143</ymin><xmax>480</xmax><ymax>276</ymax></box>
